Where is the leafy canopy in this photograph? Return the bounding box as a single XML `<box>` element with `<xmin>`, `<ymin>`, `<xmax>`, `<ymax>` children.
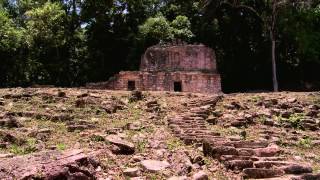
<box><xmin>139</xmin><ymin>14</ymin><xmax>193</xmax><ymax>42</ymax></box>
<box><xmin>0</xmin><ymin>9</ymin><xmax>24</xmax><ymax>51</ymax></box>
<box><xmin>25</xmin><ymin>2</ymin><xmax>66</xmax><ymax>47</ymax></box>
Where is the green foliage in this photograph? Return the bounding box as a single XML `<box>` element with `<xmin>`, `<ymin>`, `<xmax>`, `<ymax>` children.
<box><xmin>56</xmin><ymin>143</ymin><xmax>66</xmax><ymax>151</ymax></box>
<box><xmin>139</xmin><ymin>14</ymin><xmax>194</xmax><ymax>42</ymax></box>
<box><xmin>279</xmin><ymin>113</ymin><xmax>305</xmax><ymax>129</ymax></box>
<box><xmin>0</xmin><ymin>9</ymin><xmax>24</xmax><ymax>51</ymax></box>
<box><xmin>90</xmin><ymin>134</ymin><xmax>105</xmax><ymax>142</ymax></box>
<box><xmin>10</xmin><ymin>138</ymin><xmax>37</xmax><ymax>155</ymax></box>
<box><xmin>136</xmin><ymin>139</ymin><xmax>148</xmax><ymax>153</ymax></box>
<box><xmin>298</xmin><ymin>137</ymin><xmax>312</xmax><ymax>148</ymax></box>
<box><xmin>25</xmin><ymin>2</ymin><xmax>67</xmax><ymax>47</ymax></box>
<box><xmin>171</xmin><ymin>15</ymin><xmax>194</xmax><ymax>41</ymax></box>
<box><xmin>139</xmin><ymin>14</ymin><xmax>173</xmax><ymax>42</ymax></box>
<box><xmin>166</xmin><ymin>137</ymin><xmax>183</xmax><ymax>151</ymax></box>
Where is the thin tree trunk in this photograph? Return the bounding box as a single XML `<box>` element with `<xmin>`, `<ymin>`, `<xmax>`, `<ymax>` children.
<box><xmin>271</xmin><ymin>36</ymin><xmax>279</xmax><ymax>92</ymax></box>
<box><xmin>271</xmin><ymin>0</ymin><xmax>279</xmax><ymax>92</ymax></box>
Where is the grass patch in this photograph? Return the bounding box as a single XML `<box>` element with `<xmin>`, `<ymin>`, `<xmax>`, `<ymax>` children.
<box><xmin>90</xmin><ymin>134</ymin><xmax>105</xmax><ymax>142</ymax></box>
<box><xmin>297</xmin><ymin>137</ymin><xmax>312</xmax><ymax>148</ymax></box>
<box><xmin>136</xmin><ymin>139</ymin><xmax>148</xmax><ymax>153</ymax></box>
<box><xmin>10</xmin><ymin>138</ymin><xmax>37</xmax><ymax>155</ymax></box>
<box><xmin>249</xmin><ymin>95</ymin><xmax>264</xmax><ymax>103</ymax></box>
<box><xmin>56</xmin><ymin>143</ymin><xmax>66</xmax><ymax>151</ymax></box>
<box><xmin>210</xmin><ymin>125</ymin><xmax>240</xmax><ymax>137</ymax></box>
<box><xmin>166</xmin><ymin>137</ymin><xmax>183</xmax><ymax>151</ymax></box>
<box><xmin>278</xmin><ymin>113</ymin><xmax>305</xmax><ymax>129</ymax></box>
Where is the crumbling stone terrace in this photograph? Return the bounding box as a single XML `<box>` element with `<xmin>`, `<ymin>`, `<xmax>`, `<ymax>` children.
<box><xmin>87</xmin><ymin>44</ymin><xmax>222</xmax><ymax>94</ymax></box>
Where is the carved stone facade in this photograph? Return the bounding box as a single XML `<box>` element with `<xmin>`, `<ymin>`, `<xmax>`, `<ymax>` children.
<box><xmin>87</xmin><ymin>44</ymin><xmax>222</xmax><ymax>94</ymax></box>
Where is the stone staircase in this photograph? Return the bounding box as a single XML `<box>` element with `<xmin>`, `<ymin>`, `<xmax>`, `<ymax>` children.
<box><xmin>167</xmin><ymin>96</ymin><xmax>320</xmax><ymax>179</ymax></box>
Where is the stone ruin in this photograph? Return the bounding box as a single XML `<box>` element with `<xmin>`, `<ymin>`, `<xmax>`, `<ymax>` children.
<box><xmin>87</xmin><ymin>43</ymin><xmax>222</xmax><ymax>94</ymax></box>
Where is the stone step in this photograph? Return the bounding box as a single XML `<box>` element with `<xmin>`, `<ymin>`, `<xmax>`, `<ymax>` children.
<box><xmin>254</xmin><ymin>161</ymin><xmax>295</xmax><ymax>168</ymax></box>
<box><xmin>243</xmin><ymin>168</ymin><xmax>285</xmax><ymax>179</ymax></box>
<box><xmin>224</xmin><ymin>160</ymin><xmax>254</xmax><ymax>170</ymax></box>
<box><xmin>168</xmin><ymin>96</ymin><xmax>314</xmax><ymax>180</ymax></box>
<box><xmin>220</xmin><ymin>155</ymin><xmax>255</xmax><ymax>161</ymax></box>
<box><xmin>258</xmin><ymin>157</ymin><xmax>287</xmax><ymax>161</ymax></box>
<box><xmin>280</xmin><ymin>164</ymin><xmax>313</xmax><ymax>175</ymax></box>
<box><xmin>290</xmin><ymin>173</ymin><xmax>320</xmax><ymax>180</ymax></box>
<box><xmin>231</xmin><ymin>141</ymin><xmax>269</xmax><ymax>149</ymax></box>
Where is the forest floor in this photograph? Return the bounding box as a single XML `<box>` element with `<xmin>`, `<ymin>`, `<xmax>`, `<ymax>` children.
<box><xmin>0</xmin><ymin>88</ymin><xmax>320</xmax><ymax>180</ymax></box>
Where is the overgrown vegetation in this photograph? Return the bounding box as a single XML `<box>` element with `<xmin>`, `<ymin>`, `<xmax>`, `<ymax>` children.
<box><xmin>166</xmin><ymin>137</ymin><xmax>183</xmax><ymax>151</ymax></box>
<box><xmin>298</xmin><ymin>137</ymin><xmax>312</xmax><ymax>149</ymax></box>
<box><xmin>10</xmin><ymin>138</ymin><xmax>37</xmax><ymax>155</ymax></box>
<box><xmin>278</xmin><ymin>113</ymin><xmax>305</xmax><ymax>129</ymax></box>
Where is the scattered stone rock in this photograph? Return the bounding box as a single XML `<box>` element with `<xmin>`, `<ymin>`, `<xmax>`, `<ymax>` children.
<box><xmin>124</xmin><ymin>122</ymin><xmax>143</xmax><ymax>131</ymax></box>
<box><xmin>132</xmin><ymin>155</ymin><xmax>144</xmax><ymax>162</ymax></box>
<box><xmin>105</xmin><ymin>135</ymin><xmax>135</xmax><ymax>155</ymax></box>
<box><xmin>300</xmin><ymin>122</ymin><xmax>319</xmax><ymax>131</ymax></box>
<box><xmin>123</xmin><ymin>167</ymin><xmax>139</xmax><ymax>177</ymax></box>
<box><xmin>231</xmin><ymin>119</ymin><xmax>247</xmax><ymax>127</ymax></box>
<box><xmin>282</xmin><ymin>110</ymin><xmax>292</xmax><ymax>118</ymax></box>
<box><xmin>287</xmin><ymin>98</ymin><xmax>297</xmax><ymax>103</ymax></box>
<box><xmin>254</xmin><ymin>144</ymin><xmax>281</xmax><ymax>157</ymax></box>
<box><xmin>264</xmin><ymin>119</ymin><xmax>274</xmax><ymax>126</ymax></box>
<box><xmin>57</xmin><ymin>91</ymin><xmax>66</xmax><ymax>97</ymax></box>
<box><xmin>168</xmin><ymin>176</ymin><xmax>188</xmax><ymax>180</ymax></box>
<box><xmin>77</xmin><ymin>93</ymin><xmax>89</xmax><ymax>98</ymax></box>
<box><xmin>309</xmin><ymin>104</ymin><xmax>320</xmax><ymax>110</ymax></box>
<box><xmin>146</xmin><ymin>100</ymin><xmax>161</xmax><ymax>112</ymax></box>
<box><xmin>66</xmin><ymin>120</ymin><xmax>96</xmax><ymax>132</ymax></box>
<box><xmin>0</xmin><ymin>149</ymin><xmax>100</xmax><ymax>179</ymax></box>
<box><xmin>190</xmin><ymin>155</ymin><xmax>205</xmax><ymax>166</ymax></box>
<box><xmin>192</xmin><ymin>171</ymin><xmax>208</xmax><ymax>180</ymax></box>
<box><xmin>206</xmin><ymin>116</ymin><xmax>217</xmax><ymax>124</ymax></box>
<box><xmin>141</xmin><ymin>160</ymin><xmax>170</xmax><ymax>172</ymax></box>
<box><xmin>0</xmin><ymin>116</ymin><xmax>21</xmax><ymax>128</ymax></box>
<box><xmin>0</xmin><ymin>142</ymin><xmax>8</xmax><ymax>148</ymax></box>
<box><xmin>293</xmin><ymin>107</ymin><xmax>304</xmax><ymax>113</ymax></box>
<box><xmin>306</xmin><ymin>110</ymin><xmax>319</xmax><ymax>118</ymax></box>
<box><xmin>0</xmin><ymin>131</ymin><xmax>19</xmax><ymax>144</ymax></box>
<box><xmin>0</xmin><ymin>153</ymin><xmax>14</xmax><ymax>158</ymax></box>
<box><xmin>75</xmin><ymin>98</ymin><xmax>86</xmax><ymax>108</ymax></box>
<box><xmin>106</xmin><ymin>128</ymin><xmax>123</xmax><ymax>135</ymax></box>
<box><xmin>0</xmin><ymin>99</ymin><xmax>4</xmax><ymax>106</ymax></box>
<box><xmin>129</xmin><ymin>90</ymin><xmax>143</xmax><ymax>102</ymax></box>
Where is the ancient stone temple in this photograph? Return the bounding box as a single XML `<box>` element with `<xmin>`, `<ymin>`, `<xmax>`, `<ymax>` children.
<box><xmin>87</xmin><ymin>44</ymin><xmax>222</xmax><ymax>94</ymax></box>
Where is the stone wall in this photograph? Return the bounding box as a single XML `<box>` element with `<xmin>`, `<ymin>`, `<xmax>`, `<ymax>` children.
<box><xmin>140</xmin><ymin>45</ymin><xmax>217</xmax><ymax>73</ymax></box>
<box><xmin>109</xmin><ymin>71</ymin><xmax>221</xmax><ymax>94</ymax></box>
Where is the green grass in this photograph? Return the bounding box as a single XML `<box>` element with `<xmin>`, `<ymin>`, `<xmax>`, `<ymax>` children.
<box><xmin>297</xmin><ymin>137</ymin><xmax>312</xmax><ymax>148</ymax></box>
<box><xmin>10</xmin><ymin>138</ymin><xmax>37</xmax><ymax>155</ymax></box>
<box><xmin>56</xmin><ymin>143</ymin><xmax>66</xmax><ymax>151</ymax></box>
<box><xmin>166</xmin><ymin>137</ymin><xmax>183</xmax><ymax>151</ymax></box>
<box><xmin>210</xmin><ymin>125</ymin><xmax>240</xmax><ymax>136</ymax></box>
<box><xmin>90</xmin><ymin>134</ymin><xmax>105</xmax><ymax>142</ymax></box>
<box><xmin>249</xmin><ymin>95</ymin><xmax>264</xmax><ymax>103</ymax></box>
<box><xmin>136</xmin><ymin>139</ymin><xmax>148</xmax><ymax>153</ymax></box>
<box><xmin>278</xmin><ymin>113</ymin><xmax>305</xmax><ymax>129</ymax></box>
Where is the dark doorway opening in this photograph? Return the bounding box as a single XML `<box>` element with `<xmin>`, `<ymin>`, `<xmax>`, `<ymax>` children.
<box><xmin>174</xmin><ymin>81</ymin><xmax>182</xmax><ymax>92</ymax></box>
<box><xmin>128</xmin><ymin>81</ymin><xmax>136</xmax><ymax>91</ymax></box>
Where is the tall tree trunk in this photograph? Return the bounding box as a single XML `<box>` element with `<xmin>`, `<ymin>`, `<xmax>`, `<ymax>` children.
<box><xmin>271</xmin><ymin>0</ymin><xmax>279</xmax><ymax>92</ymax></box>
<box><xmin>271</xmin><ymin>34</ymin><xmax>278</xmax><ymax>92</ymax></box>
